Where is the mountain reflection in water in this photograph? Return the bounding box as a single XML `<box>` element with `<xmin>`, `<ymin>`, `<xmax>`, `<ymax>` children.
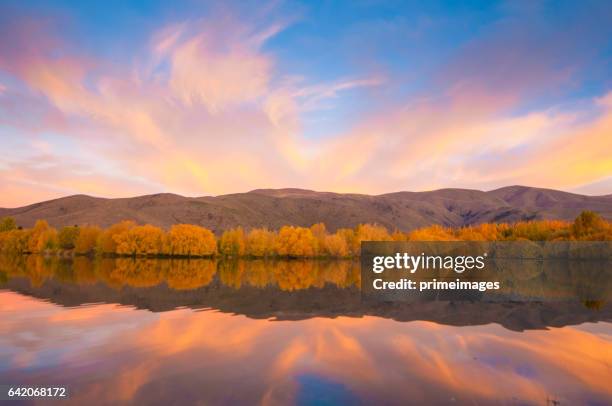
<box><xmin>0</xmin><ymin>255</ymin><xmax>611</xmax><ymax>405</ymax></box>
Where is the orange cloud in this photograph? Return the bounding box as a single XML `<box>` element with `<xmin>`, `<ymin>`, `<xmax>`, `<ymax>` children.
<box><xmin>0</xmin><ymin>10</ymin><xmax>611</xmax><ymax>208</ymax></box>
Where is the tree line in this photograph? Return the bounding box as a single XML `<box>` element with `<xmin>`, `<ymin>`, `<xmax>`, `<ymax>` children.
<box><xmin>0</xmin><ymin>211</ymin><xmax>610</xmax><ymax>258</ymax></box>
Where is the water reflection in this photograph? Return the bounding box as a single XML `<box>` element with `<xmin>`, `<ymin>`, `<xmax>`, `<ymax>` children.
<box><xmin>0</xmin><ymin>255</ymin><xmax>361</xmax><ymax>291</ymax></box>
<box><xmin>0</xmin><ymin>256</ymin><xmax>611</xmax><ymax>405</ymax></box>
<box><xmin>0</xmin><ymin>255</ymin><xmax>611</xmax><ymax>330</ymax></box>
<box><xmin>0</xmin><ymin>291</ymin><xmax>611</xmax><ymax>405</ymax></box>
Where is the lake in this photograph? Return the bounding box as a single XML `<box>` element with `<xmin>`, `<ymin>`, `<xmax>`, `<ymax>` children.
<box><xmin>1</xmin><ymin>256</ymin><xmax>611</xmax><ymax>405</ymax></box>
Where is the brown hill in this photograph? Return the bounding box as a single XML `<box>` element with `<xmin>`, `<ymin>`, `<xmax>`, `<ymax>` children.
<box><xmin>1</xmin><ymin>186</ymin><xmax>611</xmax><ymax>233</ymax></box>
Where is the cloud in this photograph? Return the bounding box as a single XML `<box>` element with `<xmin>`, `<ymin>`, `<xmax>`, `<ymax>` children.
<box><xmin>169</xmin><ymin>24</ymin><xmax>272</xmax><ymax>114</ymax></box>
<box><xmin>0</xmin><ymin>5</ymin><xmax>611</xmax><ymax>207</ymax></box>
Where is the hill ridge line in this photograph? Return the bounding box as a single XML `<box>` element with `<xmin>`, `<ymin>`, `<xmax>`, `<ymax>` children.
<box><xmin>1</xmin><ymin>186</ymin><xmax>611</xmax><ymax>232</ymax></box>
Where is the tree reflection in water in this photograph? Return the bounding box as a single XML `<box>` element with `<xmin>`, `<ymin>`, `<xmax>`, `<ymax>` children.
<box><xmin>0</xmin><ymin>255</ymin><xmax>361</xmax><ymax>291</ymax></box>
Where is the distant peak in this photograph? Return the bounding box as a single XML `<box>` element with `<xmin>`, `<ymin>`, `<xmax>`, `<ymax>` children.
<box><xmin>247</xmin><ymin>188</ymin><xmax>320</xmax><ymax>197</ymax></box>
<box><xmin>488</xmin><ymin>185</ymin><xmax>531</xmax><ymax>193</ymax></box>
<box><xmin>46</xmin><ymin>194</ymin><xmax>102</xmax><ymax>203</ymax></box>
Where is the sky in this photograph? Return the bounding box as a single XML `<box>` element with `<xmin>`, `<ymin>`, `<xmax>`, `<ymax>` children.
<box><xmin>0</xmin><ymin>0</ymin><xmax>611</xmax><ymax>207</ymax></box>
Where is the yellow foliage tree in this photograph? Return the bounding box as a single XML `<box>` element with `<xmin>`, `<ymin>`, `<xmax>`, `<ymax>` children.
<box><xmin>218</xmin><ymin>227</ymin><xmax>246</xmax><ymax>256</ymax></box>
<box><xmin>113</xmin><ymin>224</ymin><xmax>164</xmax><ymax>256</ymax></box>
<box><xmin>74</xmin><ymin>226</ymin><xmax>102</xmax><ymax>254</ymax></box>
<box><xmin>335</xmin><ymin>228</ymin><xmax>356</xmax><ymax>256</ymax></box>
<box><xmin>503</xmin><ymin>220</ymin><xmax>568</xmax><ymax>241</ymax></box>
<box><xmin>0</xmin><ymin>229</ymin><xmax>28</xmax><ymax>254</ymax></box>
<box><xmin>275</xmin><ymin>226</ymin><xmax>317</xmax><ymax>257</ymax></box>
<box><xmin>408</xmin><ymin>224</ymin><xmax>456</xmax><ymax>241</ymax></box>
<box><xmin>27</xmin><ymin>220</ymin><xmax>58</xmax><ymax>253</ymax></box>
<box><xmin>165</xmin><ymin>224</ymin><xmax>216</xmax><ymax>256</ymax></box>
<box><xmin>310</xmin><ymin>223</ymin><xmax>327</xmax><ymax>255</ymax></box>
<box><xmin>246</xmin><ymin>228</ymin><xmax>276</xmax><ymax>257</ymax></box>
<box><xmin>96</xmin><ymin>220</ymin><xmax>136</xmax><ymax>254</ymax></box>
<box><xmin>352</xmin><ymin>224</ymin><xmax>391</xmax><ymax>254</ymax></box>
<box><xmin>324</xmin><ymin>234</ymin><xmax>349</xmax><ymax>257</ymax></box>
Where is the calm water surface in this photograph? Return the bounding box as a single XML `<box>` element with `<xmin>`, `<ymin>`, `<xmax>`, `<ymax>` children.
<box><xmin>0</xmin><ymin>256</ymin><xmax>611</xmax><ymax>405</ymax></box>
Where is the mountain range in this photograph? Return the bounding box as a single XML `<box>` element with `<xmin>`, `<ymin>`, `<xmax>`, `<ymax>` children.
<box><xmin>1</xmin><ymin>185</ymin><xmax>611</xmax><ymax>233</ymax></box>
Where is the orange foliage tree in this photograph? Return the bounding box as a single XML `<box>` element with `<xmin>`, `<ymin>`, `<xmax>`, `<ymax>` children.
<box><xmin>0</xmin><ymin>229</ymin><xmax>28</xmax><ymax>254</ymax></box>
<box><xmin>74</xmin><ymin>226</ymin><xmax>102</xmax><ymax>254</ymax></box>
<box><xmin>96</xmin><ymin>220</ymin><xmax>135</xmax><ymax>254</ymax></box>
<box><xmin>310</xmin><ymin>223</ymin><xmax>327</xmax><ymax>255</ymax></box>
<box><xmin>502</xmin><ymin>220</ymin><xmax>568</xmax><ymax>241</ymax></box>
<box><xmin>113</xmin><ymin>224</ymin><xmax>164</xmax><ymax>256</ymax></box>
<box><xmin>27</xmin><ymin>220</ymin><xmax>58</xmax><ymax>253</ymax></box>
<box><xmin>324</xmin><ymin>233</ymin><xmax>350</xmax><ymax>257</ymax></box>
<box><xmin>408</xmin><ymin>224</ymin><xmax>457</xmax><ymax>241</ymax></box>
<box><xmin>165</xmin><ymin>224</ymin><xmax>216</xmax><ymax>256</ymax></box>
<box><xmin>275</xmin><ymin>226</ymin><xmax>317</xmax><ymax>257</ymax></box>
<box><xmin>246</xmin><ymin>228</ymin><xmax>276</xmax><ymax>257</ymax></box>
<box><xmin>352</xmin><ymin>224</ymin><xmax>391</xmax><ymax>254</ymax></box>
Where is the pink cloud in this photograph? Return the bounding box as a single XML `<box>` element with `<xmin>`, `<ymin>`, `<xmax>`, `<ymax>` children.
<box><xmin>0</xmin><ymin>9</ymin><xmax>611</xmax><ymax>208</ymax></box>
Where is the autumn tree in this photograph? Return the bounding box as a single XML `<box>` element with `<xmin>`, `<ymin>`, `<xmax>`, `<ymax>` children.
<box><xmin>74</xmin><ymin>226</ymin><xmax>102</xmax><ymax>254</ymax></box>
<box><xmin>0</xmin><ymin>230</ymin><xmax>28</xmax><ymax>253</ymax></box>
<box><xmin>335</xmin><ymin>228</ymin><xmax>356</xmax><ymax>256</ymax></box>
<box><xmin>310</xmin><ymin>223</ymin><xmax>327</xmax><ymax>255</ymax></box>
<box><xmin>58</xmin><ymin>226</ymin><xmax>80</xmax><ymax>249</ymax></box>
<box><xmin>352</xmin><ymin>224</ymin><xmax>391</xmax><ymax>254</ymax></box>
<box><xmin>218</xmin><ymin>227</ymin><xmax>246</xmax><ymax>256</ymax></box>
<box><xmin>275</xmin><ymin>226</ymin><xmax>317</xmax><ymax>257</ymax></box>
<box><xmin>165</xmin><ymin>224</ymin><xmax>216</xmax><ymax>256</ymax></box>
<box><xmin>0</xmin><ymin>217</ymin><xmax>16</xmax><ymax>232</ymax></box>
<box><xmin>324</xmin><ymin>233</ymin><xmax>349</xmax><ymax>257</ymax></box>
<box><xmin>408</xmin><ymin>225</ymin><xmax>456</xmax><ymax>241</ymax></box>
<box><xmin>245</xmin><ymin>228</ymin><xmax>276</xmax><ymax>257</ymax></box>
<box><xmin>571</xmin><ymin>211</ymin><xmax>609</xmax><ymax>239</ymax></box>
<box><xmin>114</xmin><ymin>224</ymin><xmax>164</xmax><ymax>256</ymax></box>
<box><xmin>503</xmin><ymin>220</ymin><xmax>568</xmax><ymax>241</ymax></box>
<box><xmin>96</xmin><ymin>220</ymin><xmax>136</xmax><ymax>254</ymax></box>
<box><xmin>27</xmin><ymin>220</ymin><xmax>58</xmax><ymax>253</ymax></box>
